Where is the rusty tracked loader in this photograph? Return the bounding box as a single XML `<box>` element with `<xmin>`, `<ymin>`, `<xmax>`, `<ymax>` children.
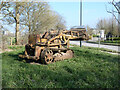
<box><xmin>19</xmin><ymin>28</ymin><xmax>89</xmax><ymax>64</ymax></box>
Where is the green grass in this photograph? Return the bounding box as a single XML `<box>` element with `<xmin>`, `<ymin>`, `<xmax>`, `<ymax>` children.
<box><xmin>8</xmin><ymin>45</ymin><xmax>24</xmax><ymax>50</ymax></box>
<box><xmin>106</xmin><ymin>37</ymin><xmax>120</xmax><ymax>40</ymax></box>
<box><xmin>92</xmin><ymin>34</ymin><xmax>99</xmax><ymax>37</ymax></box>
<box><xmin>103</xmin><ymin>40</ymin><xmax>120</xmax><ymax>43</ymax></box>
<box><xmin>2</xmin><ymin>46</ymin><xmax>119</xmax><ymax>88</ymax></box>
<box><xmin>101</xmin><ymin>40</ymin><xmax>120</xmax><ymax>45</ymax></box>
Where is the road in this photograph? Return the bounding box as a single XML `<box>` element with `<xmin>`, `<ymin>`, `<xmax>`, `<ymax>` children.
<box><xmin>70</xmin><ymin>41</ymin><xmax>120</xmax><ymax>52</ymax></box>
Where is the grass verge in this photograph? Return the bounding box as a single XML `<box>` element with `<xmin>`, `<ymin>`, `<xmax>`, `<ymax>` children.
<box><xmin>87</xmin><ymin>41</ymin><xmax>120</xmax><ymax>46</ymax></box>
<box><xmin>2</xmin><ymin>46</ymin><xmax>119</xmax><ymax>88</ymax></box>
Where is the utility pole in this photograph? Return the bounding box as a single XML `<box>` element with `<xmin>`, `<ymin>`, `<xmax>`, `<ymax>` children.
<box><xmin>80</xmin><ymin>0</ymin><xmax>82</xmax><ymax>47</ymax></box>
<box><xmin>80</xmin><ymin>0</ymin><xmax>82</xmax><ymax>26</ymax></box>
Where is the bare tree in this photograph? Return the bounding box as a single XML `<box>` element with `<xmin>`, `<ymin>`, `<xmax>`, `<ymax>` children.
<box><xmin>54</xmin><ymin>13</ymin><xmax>66</xmax><ymax>30</ymax></box>
<box><xmin>1</xmin><ymin>1</ymin><xmax>67</xmax><ymax>46</ymax></box>
<box><xmin>106</xmin><ymin>0</ymin><xmax>120</xmax><ymax>24</ymax></box>
<box><xmin>96</xmin><ymin>17</ymin><xmax>119</xmax><ymax>36</ymax></box>
<box><xmin>1</xmin><ymin>2</ymin><xmax>26</xmax><ymax>45</ymax></box>
<box><xmin>96</xmin><ymin>19</ymin><xmax>105</xmax><ymax>30</ymax></box>
<box><xmin>21</xmin><ymin>2</ymin><xmax>66</xmax><ymax>34</ymax></box>
<box><xmin>86</xmin><ymin>25</ymin><xmax>93</xmax><ymax>35</ymax></box>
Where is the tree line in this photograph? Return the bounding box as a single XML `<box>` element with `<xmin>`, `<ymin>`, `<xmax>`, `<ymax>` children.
<box><xmin>96</xmin><ymin>17</ymin><xmax>119</xmax><ymax>36</ymax></box>
<box><xmin>87</xmin><ymin>0</ymin><xmax>119</xmax><ymax>37</ymax></box>
<box><xmin>0</xmin><ymin>1</ymin><xmax>66</xmax><ymax>45</ymax></box>
<box><xmin>87</xmin><ymin>17</ymin><xmax>119</xmax><ymax>37</ymax></box>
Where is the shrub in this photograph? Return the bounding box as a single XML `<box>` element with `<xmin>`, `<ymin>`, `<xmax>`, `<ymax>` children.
<box><xmin>93</xmin><ymin>34</ymin><xmax>99</xmax><ymax>37</ymax></box>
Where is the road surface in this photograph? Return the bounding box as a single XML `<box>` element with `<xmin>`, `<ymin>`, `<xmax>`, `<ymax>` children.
<box><xmin>70</xmin><ymin>41</ymin><xmax>119</xmax><ymax>52</ymax></box>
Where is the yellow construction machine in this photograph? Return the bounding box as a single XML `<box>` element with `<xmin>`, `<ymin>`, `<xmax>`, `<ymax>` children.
<box><xmin>19</xmin><ymin>27</ymin><xmax>89</xmax><ymax>64</ymax></box>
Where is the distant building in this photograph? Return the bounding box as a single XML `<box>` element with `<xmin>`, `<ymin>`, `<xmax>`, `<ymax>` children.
<box><xmin>92</xmin><ymin>29</ymin><xmax>105</xmax><ymax>40</ymax></box>
<box><xmin>100</xmin><ymin>30</ymin><xmax>104</xmax><ymax>39</ymax></box>
<box><xmin>92</xmin><ymin>29</ymin><xmax>99</xmax><ymax>35</ymax></box>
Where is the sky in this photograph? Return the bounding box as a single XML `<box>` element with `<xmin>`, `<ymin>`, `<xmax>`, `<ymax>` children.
<box><xmin>1</xmin><ymin>1</ymin><xmax>117</xmax><ymax>33</ymax></box>
<box><xmin>49</xmin><ymin>2</ymin><xmax>114</xmax><ymax>29</ymax></box>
